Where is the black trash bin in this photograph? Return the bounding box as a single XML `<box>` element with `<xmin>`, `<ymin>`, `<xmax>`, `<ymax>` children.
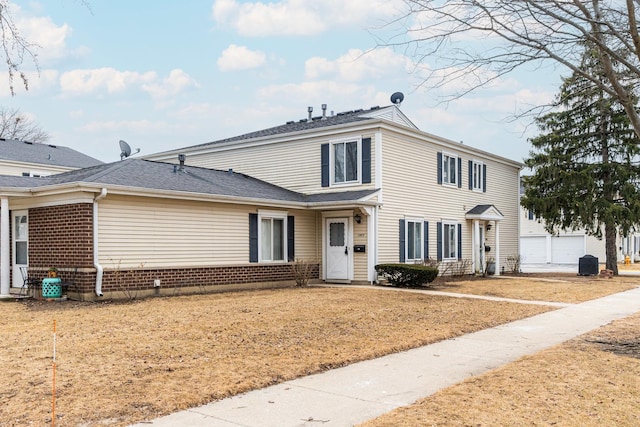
<box><xmin>578</xmin><ymin>254</ymin><xmax>599</xmax><ymax>276</ymax></box>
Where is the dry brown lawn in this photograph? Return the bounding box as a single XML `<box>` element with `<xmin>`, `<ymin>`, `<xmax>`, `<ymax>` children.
<box><xmin>432</xmin><ymin>273</ymin><xmax>638</xmax><ymax>303</ymax></box>
<box><xmin>361</xmin><ymin>311</ymin><xmax>640</xmax><ymax>427</ymax></box>
<box><xmin>1</xmin><ymin>274</ymin><xmax>637</xmax><ymax>427</ymax></box>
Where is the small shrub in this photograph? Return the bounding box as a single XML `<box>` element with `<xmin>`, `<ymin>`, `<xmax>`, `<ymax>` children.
<box><xmin>291</xmin><ymin>258</ymin><xmax>316</xmax><ymax>287</ymax></box>
<box><xmin>505</xmin><ymin>254</ymin><xmax>521</xmax><ymax>274</ymax></box>
<box><xmin>439</xmin><ymin>259</ymin><xmax>472</xmax><ymax>277</ymax></box>
<box><xmin>375</xmin><ymin>263</ymin><xmax>439</xmax><ymax>287</ymax></box>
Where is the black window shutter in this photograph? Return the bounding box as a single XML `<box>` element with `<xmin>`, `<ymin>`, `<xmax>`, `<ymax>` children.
<box><xmin>437</xmin><ymin>152</ymin><xmax>442</xmax><ymax>184</ymax></box>
<box><xmin>362</xmin><ymin>137</ymin><xmax>371</xmax><ymax>184</ymax></box>
<box><xmin>287</xmin><ymin>216</ymin><xmax>295</xmax><ymax>262</ymax></box>
<box><xmin>399</xmin><ymin>219</ymin><xmax>406</xmax><ymax>262</ymax></box>
<box><xmin>457</xmin><ymin>157</ymin><xmax>462</xmax><ymax>188</ymax></box>
<box><xmin>436</xmin><ymin>221</ymin><xmax>442</xmax><ymax>261</ymax></box>
<box><xmin>468</xmin><ymin>160</ymin><xmax>473</xmax><ymax>190</ymax></box>
<box><xmin>457</xmin><ymin>223</ymin><xmax>462</xmax><ymax>260</ymax></box>
<box><xmin>321</xmin><ymin>143</ymin><xmax>330</xmax><ymax>187</ymax></box>
<box><xmin>249</xmin><ymin>213</ymin><xmax>258</xmax><ymax>262</ymax></box>
<box><xmin>482</xmin><ymin>164</ymin><xmax>487</xmax><ymax>192</ymax></box>
<box><xmin>423</xmin><ymin>221</ymin><xmax>429</xmax><ymax>260</ymax></box>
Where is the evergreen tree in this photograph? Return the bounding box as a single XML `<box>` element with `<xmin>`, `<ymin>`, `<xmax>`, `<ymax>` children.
<box><xmin>521</xmin><ymin>47</ymin><xmax>640</xmax><ymax>275</ymax></box>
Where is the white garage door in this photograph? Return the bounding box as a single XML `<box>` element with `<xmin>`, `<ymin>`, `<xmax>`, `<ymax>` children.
<box><xmin>520</xmin><ymin>236</ymin><xmax>547</xmax><ymax>264</ymax></box>
<box><xmin>551</xmin><ymin>235</ymin><xmax>585</xmax><ymax>264</ymax></box>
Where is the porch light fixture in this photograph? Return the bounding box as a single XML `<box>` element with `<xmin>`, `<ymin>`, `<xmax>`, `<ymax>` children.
<box><xmin>486</xmin><ymin>223</ymin><xmax>492</xmax><ymax>231</ymax></box>
<box><xmin>354</xmin><ymin>213</ymin><xmax>362</xmax><ymax>224</ymax></box>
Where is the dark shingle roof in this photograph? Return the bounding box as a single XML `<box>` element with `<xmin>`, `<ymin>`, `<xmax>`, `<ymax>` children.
<box><xmin>185</xmin><ymin>106</ymin><xmax>386</xmax><ymax>149</ymax></box>
<box><xmin>0</xmin><ymin>138</ymin><xmax>103</xmax><ymax>168</ymax></box>
<box><xmin>466</xmin><ymin>204</ymin><xmax>504</xmax><ymax>216</ymax></box>
<box><xmin>0</xmin><ymin>159</ymin><xmax>379</xmax><ymax>205</ymax></box>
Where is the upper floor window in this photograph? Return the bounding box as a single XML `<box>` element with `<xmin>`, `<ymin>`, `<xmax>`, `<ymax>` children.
<box><xmin>471</xmin><ymin>160</ymin><xmax>484</xmax><ymax>191</ymax></box>
<box><xmin>332</xmin><ymin>139</ymin><xmax>360</xmax><ymax>184</ymax></box>
<box><xmin>321</xmin><ymin>138</ymin><xmax>371</xmax><ymax>188</ymax></box>
<box><xmin>438</xmin><ymin>152</ymin><xmax>461</xmax><ymax>187</ymax></box>
<box><xmin>442</xmin><ymin>154</ymin><xmax>457</xmax><ymax>185</ymax></box>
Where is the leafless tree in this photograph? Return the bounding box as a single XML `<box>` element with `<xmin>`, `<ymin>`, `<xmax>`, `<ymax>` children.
<box><xmin>382</xmin><ymin>1</ymin><xmax>640</xmax><ymax>137</ymax></box>
<box><xmin>0</xmin><ymin>107</ymin><xmax>49</xmax><ymax>142</ymax></box>
<box><xmin>0</xmin><ymin>0</ymin><xmax>38</xmax><ymax>95</ymax></box>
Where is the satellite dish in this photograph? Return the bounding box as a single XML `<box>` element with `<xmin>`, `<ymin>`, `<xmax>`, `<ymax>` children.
<box><xmin>119</xmin><ymin>140</ymin><xmax>141</xmax><ymax>160</ymax></box>
<box><xmin>390</xmin><ymin>91</ymin><xmax>404</xmax><ymax>105</ymax></box>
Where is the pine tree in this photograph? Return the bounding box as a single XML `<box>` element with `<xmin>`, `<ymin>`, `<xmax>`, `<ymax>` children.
<box><xmin>521</xmin><ymin>47</ymin><xmax>640</xmax><ymax>275</ymax></box>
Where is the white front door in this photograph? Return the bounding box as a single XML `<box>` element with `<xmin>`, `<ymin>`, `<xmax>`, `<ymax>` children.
<box><xmin>325</xmin><ymin>218</ymin><xmax>350</xmax><ymax>281</ymax></box>
<box><xmin>12</xmin><ymin>211</ymin><xmax>28</xmax><ymax>289</ymax></box>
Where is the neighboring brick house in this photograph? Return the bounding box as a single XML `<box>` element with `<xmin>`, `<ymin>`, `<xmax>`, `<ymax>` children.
<box><xmin>0</xmin><ymin>102</ymin><xmax>522</xmax><ymax>300</ymax></box>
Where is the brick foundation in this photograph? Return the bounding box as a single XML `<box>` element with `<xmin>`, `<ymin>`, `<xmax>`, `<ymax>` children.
<box><xmin>67</xmin><ymin>263</ymin><xmax>320</xmax><ymax>300</ymax></box>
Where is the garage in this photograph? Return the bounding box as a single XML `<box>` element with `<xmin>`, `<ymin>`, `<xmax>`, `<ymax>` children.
<box><xmin>520</xmin><ymin>235</ymin><xmax>586</xmax><ymax>264</ymax></box>
<box><xmin>520</xmin><ymin>236</ymin><xmax>546</xmax><ymax>264</ymax></box>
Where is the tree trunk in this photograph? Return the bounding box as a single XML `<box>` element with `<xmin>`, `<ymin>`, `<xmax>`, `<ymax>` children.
<box><xmin>605</xmin><ymin>222</ymin><xmax>618</xmax><ymax>275</ymax></box>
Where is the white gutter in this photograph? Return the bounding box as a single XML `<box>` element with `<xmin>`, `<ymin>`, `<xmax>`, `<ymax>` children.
<box><xmin>93</xmin><ymin>188</ymin><xmax>107</xmax><ymax>296</ymax></box>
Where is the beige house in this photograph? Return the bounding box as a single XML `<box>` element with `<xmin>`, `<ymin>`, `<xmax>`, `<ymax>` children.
<box><xmin>147</xmin><ymin>103</ymin><xmax>522</xmax><ymax>284</ymax></box>
<box><xmin>0</xmin><ymin>103</ymin><xmax>522</xmax><ymax>300</ymax></box>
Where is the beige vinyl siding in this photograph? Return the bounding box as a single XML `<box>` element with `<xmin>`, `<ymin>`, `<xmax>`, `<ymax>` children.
<box><xmin>353</xmin><ymin>216</ymin><xmax>369</xmax><ymax>282</ymax></box>
<box><xmin>98</xmin><ymin>196</ymin><xmax>319</xmax><ymax>269</ymax></box>
<box><xmin>377</xmin><ymin>129</ymin><xmax>520</xmax><ymax>268</ymax></box>
<box><xmin>167</xmin><ymin>132</ymin><xmax>377</xmax><ymax>194</ymax></box>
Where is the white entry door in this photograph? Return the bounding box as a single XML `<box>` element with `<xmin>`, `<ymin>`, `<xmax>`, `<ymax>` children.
<box><xmin>12</xmin><ymin>211</ymin><xmax>28</xmax><ymax>289</ymax></box>
<box><xmin>325</xmin><ymin>218</ymin><xmax>350</xmax><ymax>281</ymax></box>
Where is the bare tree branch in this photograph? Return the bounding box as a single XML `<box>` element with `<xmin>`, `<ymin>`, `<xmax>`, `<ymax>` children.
<box><xmin>0</xmin><ymin>106</ymin><xmax>49</xmax><ymax>143</ymax></box>
<box><xmin>381</xmin><ymin>1</ymin><xmax>640</xmax><ymax>137</ymax></box>
<box><xmin>0</xmin><ymin>0</ymin><xmax>39</xmax><ymax>95</ymax></box>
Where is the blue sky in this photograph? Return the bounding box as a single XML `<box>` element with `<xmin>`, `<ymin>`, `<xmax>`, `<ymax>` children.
<box><xmin>4</xmin><ymin>1</ymin><xmax>562</xmax><ymax>163</ymax></box>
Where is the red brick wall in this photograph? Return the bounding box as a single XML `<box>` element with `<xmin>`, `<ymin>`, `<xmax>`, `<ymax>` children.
<box><xmin>29</xmin><ymin>203</ymin><xmax>94</xmax><ymax>269</ymax></box>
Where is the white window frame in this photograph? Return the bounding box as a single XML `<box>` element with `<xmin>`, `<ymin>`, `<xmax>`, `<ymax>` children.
<box><xmin>406</xmin><ymin>218</ymin><xmax>424</xmax><ymax>262</ymax></box>
<box><xmin>471</xmin><ymin>160</ymin><xmax>484</xmax><ymax>192</ymax></box>
<box><xmin>442</xmin><ymin>221</ymin><xmax>458</xmax><ymax>260</ymax></box>
<box><xmin>257</xmin><ymin>210</ymin><xmax>288</xmax><ymax>262</ymax></box>
<box><xmin>441</xmin><ymin>152</ymin><xmax>458</xmax><ymax>186</ymax></box>
<box><xmin>330</xmin><ymin>137</ymin><xmax>362</xmax><ymax>186</ymax></box>
<box><xmin>22</xmin><ymin>171</ymin><xmax>49</xmax><ymax>178</ymax></box>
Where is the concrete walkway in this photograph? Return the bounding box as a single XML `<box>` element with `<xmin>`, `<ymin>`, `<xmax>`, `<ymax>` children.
<box><xmin>130</xmin><ymin>287</ymin><xmax>640</xmax><ymax>427</ymax></box>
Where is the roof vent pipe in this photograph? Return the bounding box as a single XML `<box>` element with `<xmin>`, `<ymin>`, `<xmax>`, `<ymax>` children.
<box><xmin>178</xmin><ymin>154</ymin><xmax>186</xmax><ymax>171</ymax></box>
<box><xmin>307</xmin><ymin>106</ymin><xmax>313</xmax><ymax>122</ymax></box>
<box><xmin>321</xmin><ymin>104</ymin><xmax>327</xmax><ymax>120</ymax></box>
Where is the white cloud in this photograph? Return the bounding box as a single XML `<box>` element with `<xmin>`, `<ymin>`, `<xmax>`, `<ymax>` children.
<box><xmin>59</xmin><ymin>68</ymin><xmax>198</xmax><ymax>99</ymax></box>
<box><xmin>305</xmin><ymin>48</ymin><xmax>413</xmax><ymax>82</ymax></box>
<box><xmin>60</xmin><ymin>68</ymin><xmax>157</xmax><ymax>95</ymax></box>
<box><xmin>10</xmin><ymin>3</ymin><xmax>89</xmax><ymax>64</ymax></box>
<box><xmin>212</xmin><ymin>0</ymin><xmax>403</xmax><ymax>37</ymax></box>
<box><xmin>142</xmin><ymin>69</ymin><xmax>199</xmax><ymax>99</ymax></box>
<box><xmin>217</xmin><ymin>45</ymin><xmax>267</xmax><ymax>72</ymax></box>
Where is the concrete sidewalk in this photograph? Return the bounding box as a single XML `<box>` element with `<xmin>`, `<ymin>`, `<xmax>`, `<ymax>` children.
<box><xmin>131</xmin><ymin>287</ymin><xmax>640</xmax><ymax>427</ymax></box>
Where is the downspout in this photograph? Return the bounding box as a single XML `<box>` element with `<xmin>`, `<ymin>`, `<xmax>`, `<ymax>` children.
<box><xmin>93</xmin><ymin>188</ymin><xmax>107</xmax><ymax>296</ymax></box>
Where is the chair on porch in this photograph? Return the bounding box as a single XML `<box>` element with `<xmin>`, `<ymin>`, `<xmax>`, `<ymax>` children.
<box><xmin>19</xmin><ymin>266</ymin><xmax>41</xmax><ymax>298</ymax></box>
